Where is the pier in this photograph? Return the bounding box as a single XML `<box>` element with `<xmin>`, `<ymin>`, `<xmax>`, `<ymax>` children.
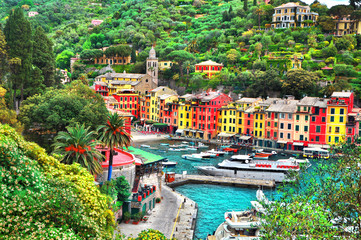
<box><xmin>166</xmin><ymin>174</ymin><xmax>276</xmax><ymax>188</ymax></box>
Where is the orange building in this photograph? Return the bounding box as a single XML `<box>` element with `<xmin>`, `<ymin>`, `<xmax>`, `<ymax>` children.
<box><xmin>195</xmin><ymin>60</ymin><xmax>224</xmax><ymax>79</ymax></box>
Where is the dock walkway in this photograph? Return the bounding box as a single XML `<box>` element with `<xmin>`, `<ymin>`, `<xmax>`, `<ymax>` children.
<box><xmin>167</xmin><ymin>174</ymin><xmax>275</xmax><ymax>188</ymax></box>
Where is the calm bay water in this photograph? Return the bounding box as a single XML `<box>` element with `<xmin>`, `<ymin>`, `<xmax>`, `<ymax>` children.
<box><xmin>133</xmin><ymin>140</ymin><xmax>292</xmax><ymax>239</ymax></box>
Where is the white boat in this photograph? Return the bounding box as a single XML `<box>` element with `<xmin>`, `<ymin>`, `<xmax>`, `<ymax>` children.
<box><xmin>162</xmin><ymin>161</ymin><xmax>177</xmax><ymax>167</ymax></box>
<box><xmin>168</xmin><ymin>148</ymin><xmax>182</xmax><ymax>152</ymax></box>
<box><xmin>182</xmin><ymin>153</ymin><xmax>211</xmax><ymax>160</ymax></box>
<box><xmin>186</xmin><ymin>147</ymin><xmax>198</xmax><ymax>151</ymax></box>
<box><xmin>200</xmin><ymin>152</ymin><xmax>216</xmax><ymax>158</ymax></box>
<box><xmin>207</xmin><ymin>207</ymin><xmax>262</xmax><ymax>240</ymax></box>
<box><xmin>141</xmin><ymin>144</ymin><xmax>150</xmax><ymax>148</ymax></box>
<box><xmin>182</xmin><ymin>141</ymin><xmax>189</xmax><ymax>145</ymax></box>
<box><xmin>198</xmin><ymin>142</ymin><xmax>209</xmax><ymax>148</ymax></box>
<box><xmin>160</xmin><ymin>143</ymin><xmax>169</xmax><ymax>146</ymax></box>
<box><xmin>196</xmin><ymin>157</ymin><xmax>306</xmax><ymax>182</ymax></box>
<box><xmin>149</xmin><ymin>147</ymin><xmax>158</xmax><ymax>150</ymax></box>
<box><xmin>169</xmin><ymin>144</ymin><xmax>179</xmax><ymax>148</ymax></box>
<box><xmin>207</xmin><ymin>149</ymin><xmax>227</xmax><ymax>156</ymax></box>
<box><xmin>230</xmin><ymin>155</ymin><xmax>253</xmax><ymax>162</ymax></box>
<box><xmin>303</xmin><ymin>147</ymin><xmax>329</xmax><ymax>159</ymax></box>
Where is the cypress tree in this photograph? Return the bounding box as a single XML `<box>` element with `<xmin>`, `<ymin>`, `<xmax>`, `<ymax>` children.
<box><xmin>4</xmin><ymin>8</ymin><xmax>32</xmax><ymax>108</ymax></box>
<box><xmin>131</xmin><ymin>47</ymin><xmax>137</xmax><ymax>63</ymax></box>
<box><xmin>33</xmin><ymin>26</ymin><xmax>56</xmax><ymax>87</ymax></box>
<box><xmin>253</xmin><ymin>0</ymin><xmax>257</xmax><ymax>6</ymax></box>
<box><xmin>244</xmin><ymin>0</ymin><xmax>248</xmax><ymax>11</ymax></box>
<box><xmin>0</xmin><ymin>27</ymin><xmax>8</xmax><ymax>83</ymax></box>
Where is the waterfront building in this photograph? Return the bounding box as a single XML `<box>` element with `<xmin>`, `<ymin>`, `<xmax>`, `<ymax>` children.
<box><xmin>309</xmin><ymin>98</ymin><xmax>328</xmax><ymax>147</ymax></box>
<box><xmin>149</xmin><ymin>86</ymin><xmax>178</xmax><ymax>122</ymax></box>
<box><xmin>293</xmin><ymin>97</ymin><xmax>318</xmax><ymax>149</ymax></box>
<box><xmin>195</xmin><ymin>60</ymin><xmax>224</xmax><ymax>79</ymax></box>
<box><xmin>271</xmin><ymin>2</ymin><xmax>318</xmax><ymax>29</ymax></box>
<box><xmin>140</xmin><ymin>95</ymin><xmax>151</xmax><ymax>120</ymax></box>
<box><xmin>177</xmin><ymin>94</ymin><xmax>194</xmax><ymax>134</ymax></box>
<box><xmin>218</xmin><ymin>103</ymin><xmax>238</xmax><ymax>138</ymax></box>
<box><xmin>235</xmin><ymin>98</ymin><xmax>262</xmax><ymax>136</ymax></box>
<box><xmin>277</xmin><ymin>98</ymin><xmax>298</xmax><ymax>150</ymax></box>
<box><xmin>326</xmin><ymin>92</ymin><xmax>354</xmax><ymax>144</ymax></box>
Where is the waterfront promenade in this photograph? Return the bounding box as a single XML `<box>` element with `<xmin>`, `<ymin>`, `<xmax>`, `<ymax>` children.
<box><xmin>167</xmin><ymin>174</ymin><xmax>276</xmax><ymax>188</ymax></box>
<box><xmin>117</xmin><ymin>185</ymin><xmax>197</xmax><ymax>239</ymax></box>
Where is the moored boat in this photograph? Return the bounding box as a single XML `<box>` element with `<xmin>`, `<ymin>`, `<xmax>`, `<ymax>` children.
<box><xmin>168</xmin><ymin>148</ymin><xmax>182</xmax><ymax>152</ymax></box>
<box><xmin>182</xmin><ymin>153</ymin><xmax>211</xmax><ymax>160</ymax></box>
<box><xmin>198</xmin><ymin>142</ymin><xmax>209</xmax><ymax>148</ymax></box>
<box><xmin>200</xmin><ymin>152</ymin><xmax>216</xmax><ymax>158</ymax></box>
<box><xmin>207</xmin><ymin>149</ymin><xmax>227</xmax><ymax>156</ymax></box>
<box><xmin>140</xmin><ymin>144</ymin><xmax>150</xmax><ymax>148</ymax></box>
<box><xmin>160</xmin><ymin>143</ymin><xmax>169</xmax><ymax>146</ymax></box>
<box><xmin>162</xmin><ymin>161</ymin><xmax>177</xmax><ymax>167</ymax></box>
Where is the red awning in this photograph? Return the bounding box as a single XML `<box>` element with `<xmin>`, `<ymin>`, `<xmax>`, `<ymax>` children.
<box><xmin>321</xmin><ymin>66</ymin><xmax>333</xmax><ymax>70</ymax></box>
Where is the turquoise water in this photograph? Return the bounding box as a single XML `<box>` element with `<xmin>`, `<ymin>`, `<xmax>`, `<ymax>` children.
<box><xmin>133</xmin><ymin>140</ymin><xmax>293</xmax><ymax>239</ymax></box>
<box><xmin>175</xmin><ymin>184</ymin><xmax>272</xmax><ymax>239</ymax></box>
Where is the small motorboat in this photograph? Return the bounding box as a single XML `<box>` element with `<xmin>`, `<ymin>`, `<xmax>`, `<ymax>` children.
<box><xmin>141</xmin><ymin>145</ymin><xmax>150</xmax><ymax>148</ymax></box>
<box><xmin>160</xmin><ymin>143</ymin><xmax>169</xmax><ymax>146</ymax></box>
<box><xmin>186</xmin><ymin>147</ymin><xmax>198</xmax><ymax>151</ymax></box>
<box><xmin>168</xmin><ymin>148</ymin><xmax>182</xmax><ymax>152</ymax></box>
<box><xmin>219</xmin><ymin>145</ymin><xmax>231</xmax><ymax>150</ymax></box>
<box><xmin>198</xmin><ymin>142</ymin><xmax>209</xmax><ymax>148</ymax></box>
<box><xmin>223</xmin><ymin>147</ymin><xmax>238</xmax><ymax>153</ymax></box>
<box><xmin>200</xmin><ymin>152</ymin><xmax>216</xmax><ymax>158</ymax></box>
<box><xmin>207</xmin><ymin>149</ymin><xmax>226</xmax><ymax>156</ymax></box>
<box><xmin>162</xmin><ymin>161</ymin><xmax>177</xmax><ymax>167</ymax></box>
<box><xmin>182</xmin><ymin>153</ymin><xmax>210</xmax><ymax>160</ymax></box>
<box><xmin>182</xmin><ymin>141</ymin><xmax>189</xmax><ymax>145</ymax></box>
<box><xmin>150</xmin><ymin>147</ymin><xmax>158</xmax><ymax>150</ymax></box>
<box><xmin>252</xmin><ymin>152</ymin><xmax>272</xmax><ymax>160</ymax></box>
<box><xmin>169</xmin><ymin>144</ymin><xmax>179</xmax><ymax>148</ymax></box>
<box><xmin>230</xmin><ymin>155</ymin><xmax>253</xmax><ymax>162</ymax></box>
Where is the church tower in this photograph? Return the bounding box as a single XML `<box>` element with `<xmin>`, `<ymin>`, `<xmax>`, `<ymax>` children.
<box><xmin>146</xmin><ymin>47</ymin><xmax>158</xmax><ymax>86</ymax></box>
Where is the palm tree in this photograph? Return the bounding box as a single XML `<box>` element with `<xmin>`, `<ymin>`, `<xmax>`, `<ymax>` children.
<box><xmin>53</xmin><ymin>123</ymin><xmax>103</xmax><ymax>175</ymax></box>
<box><xmin>97</xmin><ymin>112</ymin><xmax>131</xmax><ymax>181</ymax></box>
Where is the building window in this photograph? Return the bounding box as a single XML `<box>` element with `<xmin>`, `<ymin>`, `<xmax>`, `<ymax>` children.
<box><xmin>316</xmin><ymin>126</ymin><xmax>321</xmax><ymax>133</ymax></box>
<box><xmin>288</xmin><ymin>114</ymin><xmax>292</xmax><ymax>119</ymax></box>
<box><xmin>300</xmin><ymin>135</ymin><xmax>304</xmax><ymax>141</ymax></box>
<box><xmin>275</xmin><ymin>122</ymin><xmax>278</xmax><ymax>127</ymax></box>
<box><xmin>335</xmin><ymin>137</ymin><xmax>339</xmax><ymax>143</ymax></box>
<box><xmin>288</xmin><ymin>124</ymin><xmax>292</xmax><ymax>130</ymax></box>
<box><xmin>330</xmin><ymin>116</ymin><xmax>334</xmax><ymax>122</ymax></box>
<box><xmin>322</xmin><ymin>117</ymin><xmax>326</xmax><ymax>122</ymax></box>
<box><xmin>267</xmin><ymin>122</ymin><xmax>270</xmax><ymax>127</ymax></box>
<box><xmin>280</xmin><ymin>133</ymin><xmax>283</xmax><ymax>138</ymax></box>
<box><xmin>295</xmin><ymin>125</ymin><xmax>299</xmax><ymax>131</ymax></box>
<box><xmin>296</xmin><ymin>115</ymin><xmax>300</xmax><ymax>121</ymax></box>
<box><xmin>223</xmin><ymin>126</ymin><xmax>226</xmax><ymax>131</ymax></box>
<box><xmin>287</xmin><ymin>133</ymin><xmax>291</xmax><ymax>139</ymax></box>
<box><xmin>280</xmin><ymin>113</ymin><xmax>285</xmax><ymax>119</ymax></box>
<box><xmin>312</xmin><ymin>116</ymin><xmax>316</xmax><ymax>122</ymax></box>
<box><xmin>329</xmin><ymin>126</ymin><xmax>332</xmax><ymax>133</ymax></box>
<box><xmin>280</xmin><ymin>123</ymin><xmax>284</xmax><ymax>129</ymax></box>
<box><xmin>239</xmin><ymin>119</ymin><xmax>242</xmax><ymax>124</ymax></box>
<box><xmin>315</xmin><ymin>136</ymin><xmax>319</xmax><ymax>141</ymax></box>
<box><xmin>267</xmin><ymin>131</ymin><xmax>270</xmax><ymax>138</ymax></box>
<box><xmin>305</xmin><ymin>116</ymin><xmax>309</xmax><ymax>121</ymax></box>
<box><xmin>331</xmin><ymin>108</ymin><xmax>335</xmax><ymax>114</ymax></box>
<box><xmin>335</xmin><ymin>127</ymin><xmax>340</xmax><ymax>133</ymax></box>
<box><xmin>274</xmin><ymin>132</ymin><xmax>277</xmax><ymax>138</ymax></box>
<box><xmin>247</xmin><ymin>120</ymin><xmax>250</xmax><ymax>125</ymax></box>
<box><xmin>180</xmin><ymin>121</ymin><xmax>183</xmax><ymax>126</ymax></box>
<box><xmin>340</xmin><ymin>116</ymin><xmax>344</xmax><ymax>122</ymax></box>
<box><xmin>304</xmin><ymin>126</ymin><xmax>308</xmax><ymax>132</ymax></box>
<box><xmin>328</xmin><ymin>136</ymin><xmax>331</xmax><ymax>142</ymax></box>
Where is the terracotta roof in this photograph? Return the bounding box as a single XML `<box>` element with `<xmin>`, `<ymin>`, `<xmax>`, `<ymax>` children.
<box><xmin>274</xmin><ymin>2</ymin><xmax>308</xmax><ymax>9</ymax></box>
<box><xmin>195</xmin><ymin>60</ymin><xmax>223</xmax><ymax>66</ymax></box>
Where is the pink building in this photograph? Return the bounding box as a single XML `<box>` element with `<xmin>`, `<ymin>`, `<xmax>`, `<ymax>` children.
<box><xmin>91</xmin><ymin>20</ymin><xmax>104</xmax><ymax>26</ymax></box>
<box><xmin>28</xmin><ymin>11</ymin><xmax>39</xmax><ymax>17</ymax></box>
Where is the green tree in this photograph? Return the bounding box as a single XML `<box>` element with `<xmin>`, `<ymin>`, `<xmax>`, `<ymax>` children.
<box><xmin>131</xmin><ymin>47</ymin><xmax>137</xmax><ymax>63</ymax></box>
<box><xmin>115</xmin><ymin>176</ymin><xmax>131</xmax><ymax>202</ymax></box>
<box><xmin>168</xmin><ymin>50</ymin><xmax>195</xmax><ymax>80</ymax></box>
<box><xmin>328</xmin><ymin>5</ymin><xmax>354</xmax><ymax>35</ymax></box>
<box><xmin>19</xmin><ymin>81</ymin><xmax>108</xmax><ymax>133</ymax></box>
<box><xmin>247</xmin><ymin>69</ymin><xmax>281</xmax><ymax>98</ymax></box>
<box><xmin>318</xmin><ymin>16</ymin><xmax>335</xmax><ymax>32</ymax></box>
<box><xmin>97</xmin><ymin>112</ymin><xmax>131</xmax><ymax>181</ymax></box>
<box><xmin>322</xmin><ymin>41</ymin><xmax>337</xmax><ymax>58</ymax></box>
<box><xmin>56</xmin><ymin>50</ymin><xmax>74</xmax><ymax>70</ymax></box>
<box><xmin>226</xmin><ymin>49</ymin><xmax>240</xmax><ymax>65</ymax></box>
<box><xmin>283</xmin><ymin>69</ymin><xmax>318</xmax><ymax>99</ymax></box>
<box><xmin>0</xmin><ymin>87</ymin><xmax>23</xmax><ymax>132</ymax></box>
<box><xmin>0</xmin><ymin>28</ymin><xmax>8</xmax><ymax>83</ymax></box>
<box><xmin>4</xmin><ymin>7</ymin><xmax>33</xmax><ymax>106</ymax></box>
<box><xmin>33</xmin><ymin>26</ymin><xmax>56</xmax><ymax>87</ymax></box>
<box><xmin>53</xmin><ymin>123</ymin><xmax>103</xmax><ymax>175</ymax></box>
<box><xmin>244</xmin><ymin>0</ymin><xmax>248</xmax><ymax>11</ymax></box>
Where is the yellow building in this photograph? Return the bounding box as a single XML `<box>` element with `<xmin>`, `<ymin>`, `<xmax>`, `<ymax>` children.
<box><xmin>235</xmin><ymin>98</ymin><xmax>262</xmax><ymax>135</ymax></box>
<box><xmin>195</xmin><ymin>60</ymin><xmax>224</xmax><ymax>79</ymax></box>
<box><xmin>177</xmin><ymin>94</ymin><xmax>193</xmax><ymax>134</ymax></box>
<box><xmin>218</xmin><ymin>104</ymin><xmax>237</xmax><ymax>137</ymax></box>
<box><xmin>149</xmin><ymin>86</ymin><xmax>178</xmax><ymax>122</ymax></box>
<box><xmin>326</xmin><ymin>104</ymin><xmax>347</xmax><ymax>144</ymax></box>
<box><xmin>333</xmin><ymin>16</ymin><xmax>361</xmax><ymax>36</ymax></box>
<box><xmin>253</xmin><ymin>108</ymin><xmax>266</xmax><ymax>140</ymax></box>
<box><xmin>271</xmin><ymin>2</ymin><xmax>318</xmax><ymax>29</ymax></box>
<box><xmin>158</xmin><ymin>61</ymin><xmax>174</xmax><ymax>71</ymax></box>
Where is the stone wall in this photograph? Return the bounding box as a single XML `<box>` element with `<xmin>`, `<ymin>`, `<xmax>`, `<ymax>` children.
<box><xmin>96</xmin><ymin>164</ymin><xmax>136</xmax><ymax>187</ymax></box>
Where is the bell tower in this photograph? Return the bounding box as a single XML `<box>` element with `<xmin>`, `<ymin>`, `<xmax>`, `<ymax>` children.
<box><xmin>146</xmin><ymin>47</ymin><xmax>158</xmax><ymax>86</ymax></box>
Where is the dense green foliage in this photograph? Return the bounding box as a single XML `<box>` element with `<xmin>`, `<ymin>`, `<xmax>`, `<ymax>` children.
<box><xmin>53</xmin><ymin>123</ymin><xmax>104</xmax><ymax>175</ymax></box>
<box><xmin>19</xmin><ymin>81</ymin><xmax>108</xmax><ymax>132</ymax></box>
<box><xmin>261</xmin><ymin>141</ymin><xmax>361</xmax><ymax>239</ymax></box>
<box><xmin>0</xmin><ymin>124</ymin><xmax>114</xmax><ymax>239</ymax></box>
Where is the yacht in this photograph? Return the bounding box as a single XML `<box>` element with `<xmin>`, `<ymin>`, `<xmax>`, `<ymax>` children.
<box><xmin>182</xmin><ymin>153</ymin><xmax>211</xmax><ymax>160</ymax></box>
<box><xmin>198</xmin><ymin>142</ymin><xmax>209</xmax><ymax>148</ymax></box>
<box><xmin>196</xmin><ymin>157</ymin><xmax>307</xmax><ymax>182</ymax></box>
<box><xmin>207</xmin><ymin>149</ymin><xmax>227</xmax><ymax>156</ymax></box>
<box><xmin>200</xmin><ymin>152</ymin><xmax>217</xmax><ymax>158</ymax></box>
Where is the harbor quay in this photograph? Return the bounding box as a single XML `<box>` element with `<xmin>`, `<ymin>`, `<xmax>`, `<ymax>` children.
<box><xmin>167</xmin><ymin>174</ymin><xmax>276</xmax><ymax>189</ymax></box>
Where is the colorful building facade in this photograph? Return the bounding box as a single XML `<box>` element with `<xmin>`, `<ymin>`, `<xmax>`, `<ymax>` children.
<box><xmin>195</xmin><ymin>60</ymin><xmax>224</xmax><ymax>79</ymax></box>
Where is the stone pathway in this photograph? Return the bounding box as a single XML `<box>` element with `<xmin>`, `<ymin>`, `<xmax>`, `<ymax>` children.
<box><xmin>116</xmin><ymin>184</ymin><xmax>197</xmax><ymax>239</ymax></box>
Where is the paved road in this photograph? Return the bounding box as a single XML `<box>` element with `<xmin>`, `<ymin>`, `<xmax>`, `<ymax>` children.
<box><xmin>117</xmin><ymin>186</ymin><xmax>181</xmax><ymax>238</ymax></box>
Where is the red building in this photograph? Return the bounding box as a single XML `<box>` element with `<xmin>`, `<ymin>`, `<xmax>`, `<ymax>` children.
<box><xmin>112</xmin><ymin>89</ymin><xmax>140</xmax><ymax>119</ymax></box>
<box><xmin>107</xmin><ymin>108</ymin><xmax>133</xmax><ymax>135</ymax></box>
<box><xmin>195</xmin><ymin>60</ymin><xmax>224</xmax><ymax>79</ymax></box>
<box><xmin>192</xmin><ymin>92</ymin><xmax>232</xmax><ymax>140</ymax></box>
<box><xmin>94</xmin><ymin>81</ymin><xmax>109</xmax><ymax>96</ymax></box>
<box><xmin>309</xmin><ymin>99</ymin><xmax>328</xmax><ymax>145</ymax></box>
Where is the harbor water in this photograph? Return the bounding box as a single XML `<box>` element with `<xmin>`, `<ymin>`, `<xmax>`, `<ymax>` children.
<box><xmin>133</xmin><ymin>140</ymin><xmax>296</xmax><ymax>239</ymax></box>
